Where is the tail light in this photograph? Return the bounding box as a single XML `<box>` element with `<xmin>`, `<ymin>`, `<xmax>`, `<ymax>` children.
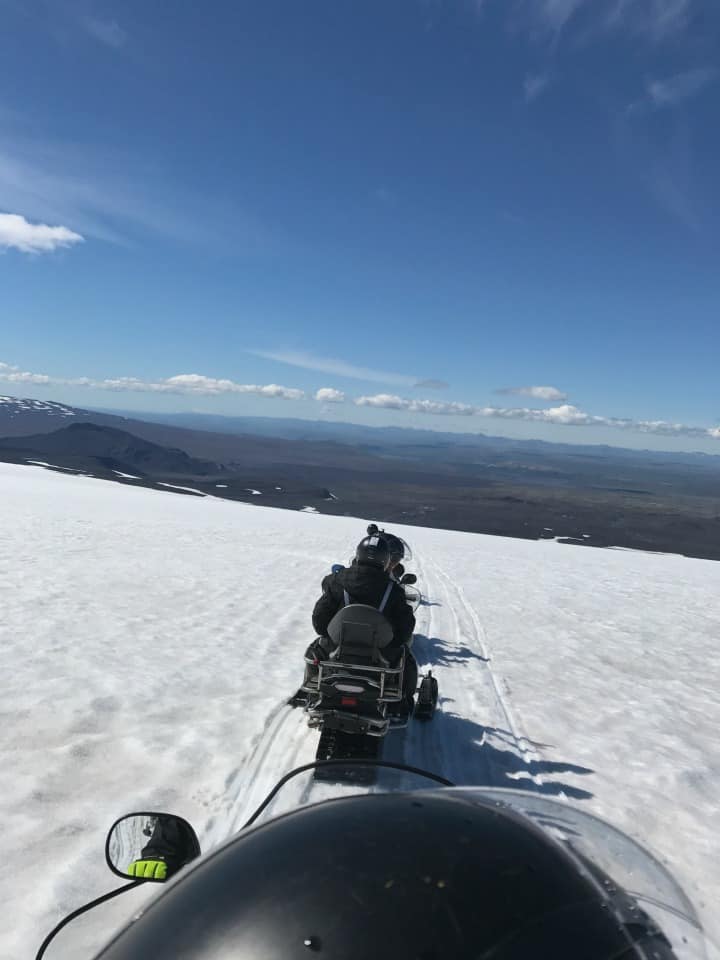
<box><xmin>341</xmin><ymin>697</ymin><xmax>358</xmax><ymax>707</ymax></box>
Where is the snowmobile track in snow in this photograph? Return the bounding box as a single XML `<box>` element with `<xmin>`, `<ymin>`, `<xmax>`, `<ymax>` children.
<box><xmin>406</xmin><ymin>555</ymin><xmax>547</xmax><ymax>791</ymax></box>
<box><xmin>212</xmin><ymin>698</ymin><xmax>314</xmax><ymax>839</ymax></box>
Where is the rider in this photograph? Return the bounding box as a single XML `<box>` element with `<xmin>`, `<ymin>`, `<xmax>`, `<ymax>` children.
<box><xmin>94</xmin><ymin>787</ymin><xmax>681</xmax><ymax>959</ymax></box>
<box><xmin>312</xmin><ymin>534</ymin><xmax>418</xmax><ymax>713</ymax></box>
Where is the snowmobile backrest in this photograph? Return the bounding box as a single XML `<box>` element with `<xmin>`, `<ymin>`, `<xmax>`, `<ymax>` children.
<box><xmin>327</xmin><ymin>604</ymin><xmax>393</xmax><ymax>663</ymax></box>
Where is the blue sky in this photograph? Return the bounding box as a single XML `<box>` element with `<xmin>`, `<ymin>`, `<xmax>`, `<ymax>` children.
<box><xmin>1</xmin><ymin>0</ymin><xmax>719</xmax><ymax>451</ymax></box>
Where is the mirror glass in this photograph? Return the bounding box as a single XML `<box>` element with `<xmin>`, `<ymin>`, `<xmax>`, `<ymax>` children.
<box><xmin>106</xmin><ymin>812</ymin><xmax>201</xmax><ymax>882</ymax></box>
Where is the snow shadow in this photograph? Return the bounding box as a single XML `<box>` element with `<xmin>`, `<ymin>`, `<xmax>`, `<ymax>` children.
<box><xmin>412</xmin><ymin>712</ymin><xmax>595</xmax><ymax>801</ymax></box>
<box><xmin>413</xmin><ymin>632</ymin><xmax>490</xmax><ymax>666</ymax></box>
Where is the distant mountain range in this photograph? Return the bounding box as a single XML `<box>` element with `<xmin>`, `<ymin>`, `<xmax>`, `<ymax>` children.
<box><xmin>87</xmin><ymin>404</ymin><xmax>720</xmax><ymax>467</ymax></box>
<box><xmin>2</xmin><ymin>395</ymin><xmax>720</xmax><ymax>468</ymax></box>
<box><xmin>1</xmin><ymin>395</ymin><xmax>719</xmax><ymax>561</ymax></box>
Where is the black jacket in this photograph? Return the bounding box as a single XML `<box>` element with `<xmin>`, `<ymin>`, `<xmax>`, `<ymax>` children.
<box><xmin>312</xmin><ymin>563</ymin><xmax>415</xmax><ymax>650</ymax></box>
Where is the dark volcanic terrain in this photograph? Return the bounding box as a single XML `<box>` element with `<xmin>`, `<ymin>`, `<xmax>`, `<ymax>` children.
<box><xmin>1</xmin><ymin>396</ymin><xmax>719</xmax><ymax>561</ymax></box>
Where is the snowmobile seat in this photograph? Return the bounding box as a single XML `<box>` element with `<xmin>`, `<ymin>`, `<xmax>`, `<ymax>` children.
<box><xmin>326</xmin><ymin>604</ymin><xmax>393</xmax><ymax>666</ymax></box>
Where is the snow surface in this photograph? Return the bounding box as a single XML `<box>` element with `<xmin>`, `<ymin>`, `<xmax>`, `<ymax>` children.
<box><xmin>1</xmin><ymin>461</ymin><xmax>719</xmax><ymax>958</ymax></box>
<box><xmin>112</xmin><ymin>471</ymin><xmax>141</xmax><ymax>481</ymax></box>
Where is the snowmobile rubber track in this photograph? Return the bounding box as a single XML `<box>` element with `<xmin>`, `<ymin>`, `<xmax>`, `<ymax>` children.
<box><xmin>313</xmin><ymin>727</ymin><xmax>382</xmax><ymax>784</ymax></box>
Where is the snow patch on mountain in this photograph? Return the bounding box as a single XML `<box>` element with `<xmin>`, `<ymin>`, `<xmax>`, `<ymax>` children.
<box><xmin>0</xmin><ymin>395</ymin><xmax>77</xmax><ymax>416</ymax></box>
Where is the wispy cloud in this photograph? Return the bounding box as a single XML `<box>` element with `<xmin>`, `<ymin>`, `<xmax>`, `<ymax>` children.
<box><xmin>0</xmin><ymin>122</ymin><xmax>274</xmax><ymax>250</ymax></box>
<box><xmin>496</xmin><ymin>385</ymin><xmax>568</xmax><ymax>401</ymax></box>
<box><xmin>80</xmin><ymin>16</ymin><xmax>127</xmax><ymax>48</ymax></box>
<box><xmin>414</xmin><ymin>379</ymin><xmax>449</xmax><ymax>390</ymax></box>
<box><xmin>509</xmin><ymin>0</ymin><xmax>695</xmax><ymax>43</ymax></box>
<box><xmin>0</xmin><ymin>212</ymin><xmax>84</xmax><ymax>254</ymax></box>
<box><xmin>523</xmin><ymin>72</ymin><xmax>550</xmax><ymax>102</ymax></box>
<box><xmin>534</xmin><ymin>0</ymin><xmax>586</xmax><ymax>38</ymax></box>
<box><xmin>647</xmin><ymin>67</ymin><xmax>717</xmax><ymax>107</ymax></box>
<box><xmin>315</xmin><ymin>387</ymin><xmax>345</xmax><ymax>403</ymax></box>
<box><xmin>604</xmin><ymin>0</ymin><xmax>693</xmax><ymax>42</ymax></box>
<box><xmin>354</xmin><ymin>393</ymin><xmax>720</xmax><ymax>439</ymax></box>
<box><xmin>249</xmin><ymin>349</ymin><xmax>422</xmax><ymax>386</ymax></box>
<box><xmin>627</xmin><ymin>66</ymin><xmax>717</xmax><ymax>114</ymax></box>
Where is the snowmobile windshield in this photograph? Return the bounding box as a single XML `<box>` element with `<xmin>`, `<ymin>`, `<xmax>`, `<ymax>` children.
<box><xmin>403</xmin><ymin>584</ymin><xmax>421</xmax><ymax>609</ymax></box>
<box><xmin>239</xmin><ymin>770</ymin><xmax>714</xmax><ymax>960</ymax></box>
<box><xmin>240</xmin><ymin>760</ymin><xmax>453</xmax><ymax>828</ymax></box>
<box><xmin>394</xmin><ymin>536</ymin><xmax>412</xmax><ymax>561</ymax></box>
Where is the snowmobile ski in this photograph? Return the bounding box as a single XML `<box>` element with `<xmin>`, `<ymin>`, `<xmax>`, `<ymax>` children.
<box><xmin>287</xmin><ymin>688</ymin><xmax>309</xmax><ymax>708</ymax></box>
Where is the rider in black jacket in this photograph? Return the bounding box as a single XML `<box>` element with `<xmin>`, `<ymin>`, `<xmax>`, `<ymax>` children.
<box><xmin>311</xmin><ymin>535</ymin><xmax>418</xmax><ymax>709</ymax></box>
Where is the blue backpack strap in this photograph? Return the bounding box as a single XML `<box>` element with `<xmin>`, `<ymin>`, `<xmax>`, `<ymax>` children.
<box><xmin>378</xmin><ymin>582</ymin><xmax>394</xmax><ymax>613</ymax></box>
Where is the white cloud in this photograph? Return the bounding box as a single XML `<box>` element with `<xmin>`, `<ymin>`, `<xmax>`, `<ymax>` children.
<box><xmin>159</xmin><ymin>375</ymin><xmax>304</xmax><ymax>399</ymax></box>
<box><xmin>0</xmin><ymin>213</ymin><xmax>84</xmax><ymax>254</ymax></box>
<box><xmin>647</xmin><ymin>67</ymin><xmax>717</xmax><ymax>108</ymax></box>
<box><xmin>496</xmin><ymin>385</ymin><xmax>568</xmax><ymax>402</ymax></box>
<box><xmin>355</xmin><ymin>394</ymin><xmax>477</xmax><ymax>416</ymax></box>
<box><xmin>0</xmin><ymin>363</ymin><xmax>304</xmax><ymax>401</ymax></box>
<box><xmin>524</xmin><ymin>72</ymin><xmax>550</xmax><ymax>102</ymax></box>
<box><xmin>538</xmin><ymin>403</ymin><xmax>595</xmax><ymax>424</ymax></box>
<box><xmin>315</xmin><ymin>388</ymin><xmax>345</xmax><ymax>403</ymax></box>
<box><xmin>249</xmin><ymin>349</ymin><xmax>421</xmax><ymax>386</ymax></box>
<box><xmin>353</xmin><ymin>392</ymin><xmax>719</xmax><ymax>438</ymax></box>
<box><xmin>2</xmin><ymin>360</ymin><xmax>718</xmax><ymax>441</ymax></box>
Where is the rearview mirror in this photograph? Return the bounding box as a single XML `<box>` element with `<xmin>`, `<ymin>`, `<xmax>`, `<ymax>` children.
<box><xmin>106</xmin><ymin>812</ymin><xmax>201</xmax><ymax>883</ymax></box>
<box><xmin>400</xmin><ymin>573</ymin><xmax>417</xmax><ymax>585</ymax></box>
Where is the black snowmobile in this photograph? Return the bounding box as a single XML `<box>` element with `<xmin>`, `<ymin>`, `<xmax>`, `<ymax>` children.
<box><xmin>293</xmin><ymin>603</ymin><xmax>438</xmax><ymax>769</ymax></box>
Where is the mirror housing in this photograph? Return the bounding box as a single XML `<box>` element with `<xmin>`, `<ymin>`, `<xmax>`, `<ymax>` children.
<box><xmin>400</xmin><ymin>573</ymin><xmax>417</xmax><ymax>585</ymax></box>
<box><xmin>106</xmin><ymin>812</ymin><xmax>201</xmax><ymax>883</ymax></box>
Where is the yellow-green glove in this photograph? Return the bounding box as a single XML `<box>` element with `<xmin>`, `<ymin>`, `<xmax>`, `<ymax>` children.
<box><xmin>127</xmin><ymin>858</ymin><xmax>168</xmax><ymax>880</ymax></box>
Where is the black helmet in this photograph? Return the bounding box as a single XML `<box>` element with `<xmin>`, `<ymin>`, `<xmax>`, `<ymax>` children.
<box><xmin>95</xmin><ymin>789</ymin><xmax>679</xmax><ymax>959</ymax></box>
<box><xmin>355</xmin><ymin>534</ymin><xmax>390</xmax><ymax>568</ymax></box>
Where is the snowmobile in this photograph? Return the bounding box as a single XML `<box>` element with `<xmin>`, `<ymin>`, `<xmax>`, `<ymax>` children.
<box><xmin>36</xmin><ymin>760</ymin><xmax>710</xmax><ymax>960</ymax></box>
<box><xmin>292</xmin><ymin>603</ymin><xmax>438</xmax><ymax>770</ymax></box>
